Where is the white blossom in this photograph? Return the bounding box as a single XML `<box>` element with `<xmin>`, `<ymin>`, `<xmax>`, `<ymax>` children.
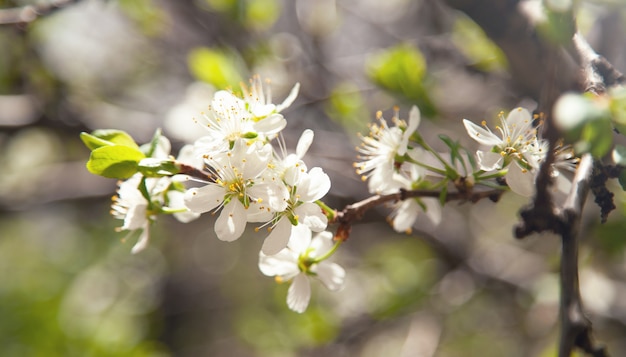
<box><xmin>259</xmin><ymin>224</ymin><xmax>345</xmax><ymax>313</ymax></box>
<box><xmin>463</xmin><ymin>107</ymin><xmax>545</xmax><ymax>196</ymax></box>
<box><xmin>184</xmin><ymin>140</ymin><xmax>289</xmax><ymax>242</ymax></box>
<box><xmin>261</xmin><ymin>130</ymin><xmax>331</xmax><ymax>255</ymax></box>
<box><xmin>355</xmin><ymin>106</ymin><xmax>421</xmax><ymax>193</ymax></box>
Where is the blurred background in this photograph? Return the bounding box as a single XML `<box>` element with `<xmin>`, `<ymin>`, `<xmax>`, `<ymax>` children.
<box><xmin>1</xmin><ymin>0</ymin><xmax>626</xmax><ymax>356</ymax></box>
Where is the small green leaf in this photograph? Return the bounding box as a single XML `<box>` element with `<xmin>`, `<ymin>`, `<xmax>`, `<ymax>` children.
<box><xmin>86</xmin><ymin>145</ymin><xmax>146</xmax><ymax>179</ymax></box>
<box><xmin>80</xmin><ymin>129</ymin><xmax>139</xmax><ymax>151</ymax></box>
<box><xmin>138</xmin><ymin>158</ymin><xmax>181</xmax><ymax>177</ymax></box>
<box><xmin>439</xmin><ymin>134</ymin><xmax>467</xmax><ymax>173</ymax></box>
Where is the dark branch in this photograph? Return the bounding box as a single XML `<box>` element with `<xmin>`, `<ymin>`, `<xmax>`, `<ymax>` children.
<box><xmin>332</xmin><ymin>187</ymin><xmax>504</xmax><ymax>241</ymax></box>
<box><xmin>558</xmin><ymin>154</ymin><xmax>608</xmax><ymax>357</ymax></box>
<box><xmin>572</xmin><ymin>33</ymin><xmax>626</xmax><ymax>95</ymax></box>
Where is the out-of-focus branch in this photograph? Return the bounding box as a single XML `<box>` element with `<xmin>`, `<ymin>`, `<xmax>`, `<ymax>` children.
<box><xmin>572</xmin><ymin>33</ymin><xmax>626</xmax><ymax>95</ymax></box>
<box><xmin>557</xmin><ymin>154</ymin><xmax>608</xmax><ymax>357</ymax></box>
<box><xmin>0</xmin><ymin>0</ymin><xmax>82</xmax><ymax>25</ymax></box>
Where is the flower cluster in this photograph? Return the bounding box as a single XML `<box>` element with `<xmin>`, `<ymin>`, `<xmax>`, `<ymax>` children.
<box><xmin>110</xmin><ymin>76</ymin><xmax>343</xmax><ymax>312</ymax></box>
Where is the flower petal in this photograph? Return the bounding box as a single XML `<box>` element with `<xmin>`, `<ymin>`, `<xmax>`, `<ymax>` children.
<box><xmin>276</xmin><ymin>83</ymin><xmax>300</xmax><ymax>112</ymax></box>
<box><xmin>295</xmin><ymin>202</ymin><xmax>328</xmax><ymax>232</ymax></box>
<box><xmin>184</xmin><ymin>185</ymin><xmax>224</xmax><ymax>213</ymax></box>
<box><xmin>392</xmin><ymin>200</ymin><xmax>420</xmax><ymax>232</ymax></box>
<box><xmin>123</xmin><ymin>202</ymin><xmax>148</xmax><ymax>231</ymax></box>
<box><xmin>287</xmin><ymin>224</ymin><xmax>312</xmax><ymax>252</ymax></box>
<box><xmin>215</xmin><ymin>199</ymin><xmax>247</xmax><ymax>241</ymax></box>
<box><xmin>477</xmin><ymin>151</ymin><xmax>503</xmax><ymax>171</ymax></box>
<box><xmin>423</xmin><ymin>198</ymin><xmax>442</xmax><ymax>226</ymax></box>
<box><xmin>259</xmin><ymin>249</ymin><xmax>299</xmax><ymax>277</ymax></box>
<box><xmin>298</xmin><ymin>167</ymin><xmax>331</xmax><ymax>202</ymax></box>
<box><xmin>131</xmin><ymin>225</ymin><xmax>149</xmax><ymax>254</ymax></box>
<box><xmin>296</xmin><ymin>129</ymin><xmax>314</xmax><ymax>159</ymax></box>
<box><xmin>287</xmin><ymin>274</ymin><xmax>311</xmax><ymax>313</ymax></box>
<box><xmin>314</xmin><ymin>262</ymin><xmax>345</xmax><ymax>291</ymax></box>
<box><xmin>398</xmin><ymin>106</ymin><xmax>420</xmax><ymax>156</ymax></box>
<box><xmin>463</xmin><ymin>119</ymin><xmax>501</xmax><ymax>147</ymax></box>
<box><xmin>262</xmin><ymin>218</ymin><xmax>292</xmax><ymax>255</ymax></box>
<box><xmin>253</xmin><ymin>114</ymin><xmax>287</xmax><ymax>136</ymax></box>
<box><xmin>168</xmin><ymin>191</ymin><xmax>201</xmax><ymax>223</ymax></box>
<box><xmin>506</xmin><ymin>163</ymin><xmax>535</xmax><ymax>197</ymax></box>
<box><xmin>309</xmin><ymin>231</ymin><xmax>334</xmax><ymax>257</ymax></box>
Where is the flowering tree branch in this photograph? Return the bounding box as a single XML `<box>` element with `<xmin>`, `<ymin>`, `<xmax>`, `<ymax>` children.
<box><xmin>332</xmin><ymin>187</ymin><xmax>504</xmax><ymax>241</ymax></box>
<box><xmin>0</xmin><ymin>0</ymin><xmax>82</xmax><ymax>25</ymax></box>
<box><xmin>441</xmin><ymin>1</ymin><xmax>626</xmax><ymax>356</ymax></box>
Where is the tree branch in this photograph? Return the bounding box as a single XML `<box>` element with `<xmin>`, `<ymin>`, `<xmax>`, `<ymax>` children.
<box><xmin>558</xmin><ymin>154</ymin><xmax>608</xmax><ymax>357</ymax></box>
<box><xmin>0</xmin><ymin>0</ymin><xmax>82</xmax><ymax>25</ymax></box>
<box><xmin>332</xmin><ymin>187</ymin><xmax>503</xmax><ymax>241</ymax></box>
<box><xmin>440</xmin><ymin>1</ymin><xmax>619</xmax><ymax>355</ymax></box>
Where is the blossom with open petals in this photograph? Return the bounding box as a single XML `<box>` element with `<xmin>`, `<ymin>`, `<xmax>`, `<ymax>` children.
<box><xmin>463</xmin><ymin>107</ymin><xmax>545</xmax><ymax>196</ymax></box>
<box><xmin>259</xmin><ymin>224</ymin><xmax>345</xmax><ymax>313</ymax></box>
<box><xmin>355</xmin><ymin>106</ymin><xmax>421</xmax><ymax>193</ymax></box>
<box><xmin>241</xmin><ymin>75</ymin><xmax>300</xmax><ymax>120</ymax></box>
<box><xmin>259</xmin><ymin>130</ymin><xmax>331</xmax><ymax>255</ymax></box>
<box><xmin>184</xmin><ymin>140</ymin><xmax>289</xmax><ymax>242</ymax></box>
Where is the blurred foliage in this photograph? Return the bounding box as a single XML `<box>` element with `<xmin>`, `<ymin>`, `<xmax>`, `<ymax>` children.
<box><xmin>1</xmin><ymin>0</ymin><xmax>626</xmax><ymax>356</ymax></box>
<box><xmin>117</xmin><ymin>0</ymin><xmax>166</xmax><ymax>36</ymax></box>
<box><xmin>188</xmin><ymin>47</ymin><xmax>245</xmax><ymax>91</ymax></box>
<box><xmin>451</xmin><ymin>16</ymin><xmax>508</xmax><ymax>72</ymax></box>
<box><xmin>539</xmin><ymin>0</ymin><xmax>577</xmax><ymax>45</ymax></box>
<box><xmin>367</xmin><ymin>43</ymin><xmax>437</xmax><ymax>118</ymax></box>
<box><xmin>326</xmin><ymin>82</ymin><xmax>369</xmax><ymax>137</ymax></box>
<box><xmin>0</xmin><ymin>206</ymin><xmax>169</xmax><ymax>357</ymax></box>
<box><xmin>364</xmin><ymin>238</ymin><xmax>439</xmax><ymax>319</ymax></box>
<box><xmin>204</xmin><ymin>0</ymin><xmax>280</xmax><ymax>30</ymax></box>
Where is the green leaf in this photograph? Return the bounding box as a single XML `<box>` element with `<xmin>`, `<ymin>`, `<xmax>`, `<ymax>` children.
<box><xmin>138</xmin><ymin>158</ymin><xmax>181</xmax><ymax>177</ymax></box>
<box><xmin>80</xmin><ymin>129</ymin><xmax>139</xmax><ymax>151</ymax></box>
<box><xmin>86</xmin><ymin>145</ymin><xmax>146</xmax><ymax>179</ymax></box>
<box><xmin>439</xmin><ymin>134</ymin><xmax>467</xmax><ymax>174</ymax></box>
